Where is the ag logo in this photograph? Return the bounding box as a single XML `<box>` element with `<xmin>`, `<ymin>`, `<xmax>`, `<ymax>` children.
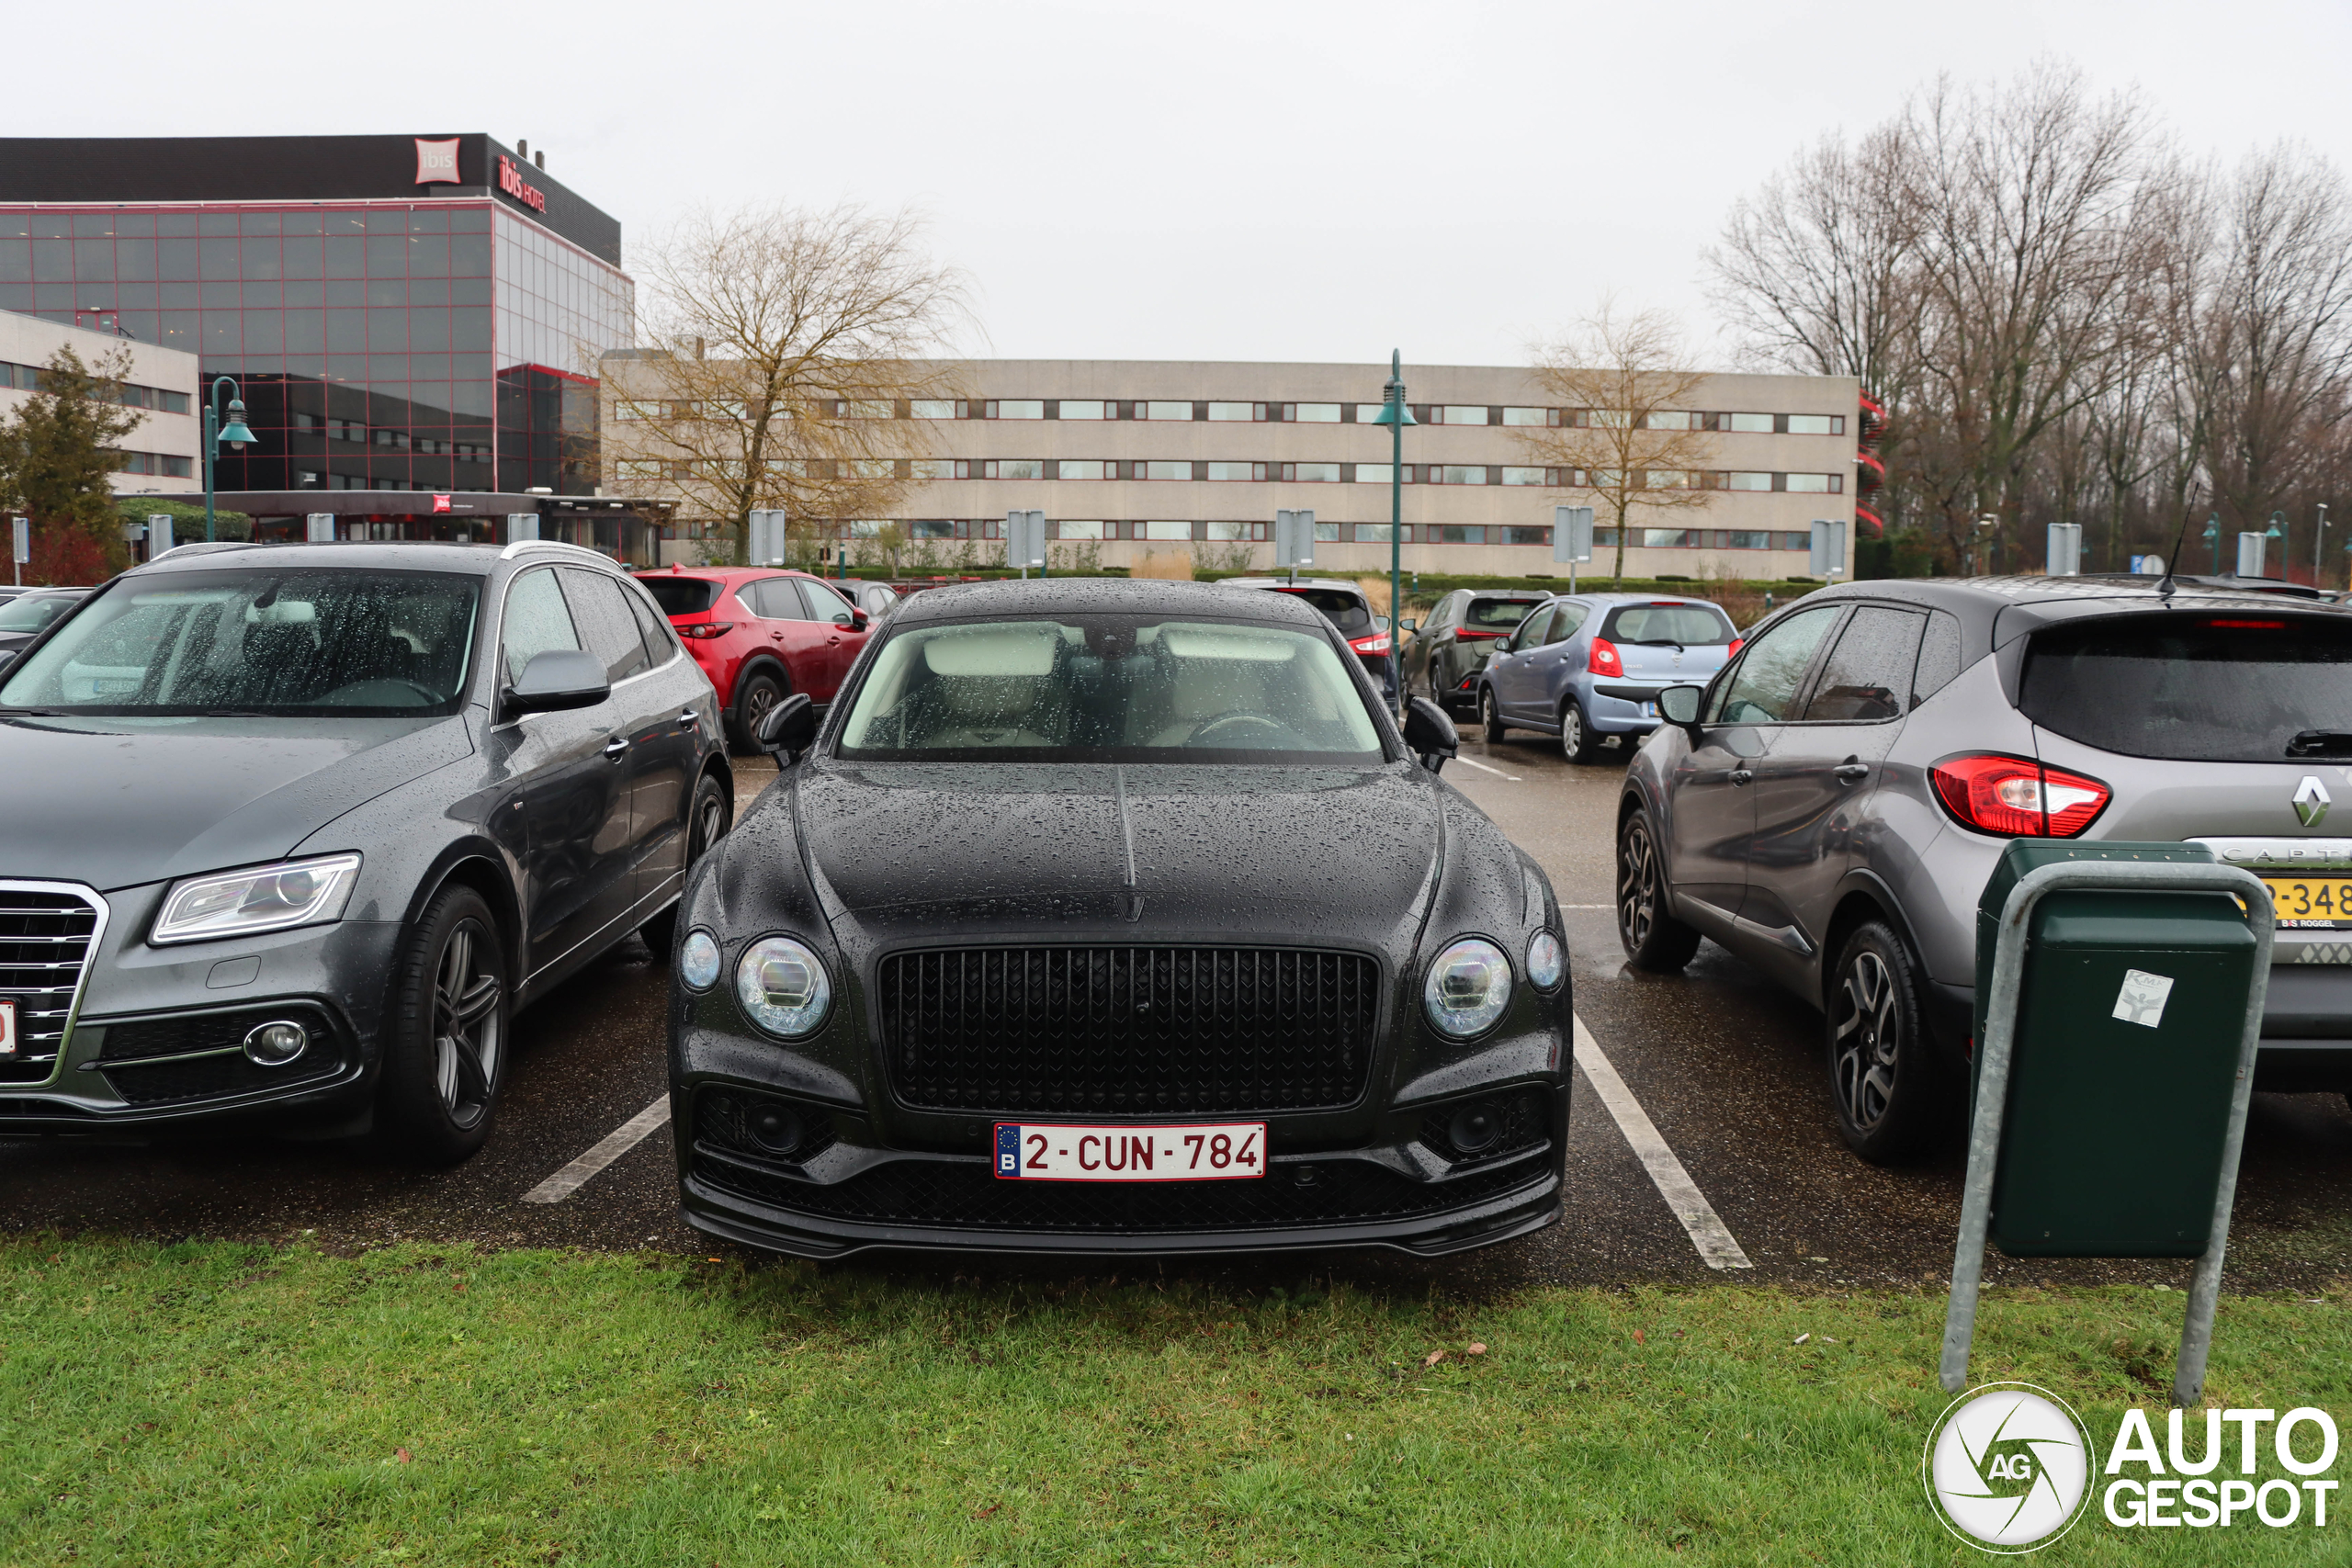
<box><xmin>1924</xmin><ymin>1382</ymin><xmax>2094</xmax><ymax>1552</ymax></box>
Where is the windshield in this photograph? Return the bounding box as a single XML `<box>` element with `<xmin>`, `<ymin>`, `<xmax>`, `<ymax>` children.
<box><xmin>1466</xmin><ymin>598</ymin><xmax>1538</xmax><ymax>629</ymax></box>
<box><xmin>0</xmin><ymin>569</ymin><xmax>481</xmax><ymax>716</ymax></box>
<box><xmin>1272</xmin><ymin>588</ymin><xmax>1372</xmax><ymax>636</ymax></box>
<box><xmin>636</xmin><ymin>575</ymin><xmax>724</xmax><ymax>616</ymax></box>
<box><xmin>837</xmin><ymin>614</ymin><xmax>1386</xmax><ymax>763</ymax></box>
<box><xmin>1601</xmin><ymin>603</ymin><xmax>1736</xmax><ymax>646</ymax></box>
<box><xmin>0</xmin><ymin>594</ymin><xmax>76</xmax><ymax>634</ymax></box>
<box><xmin>2021</xmin><ymin>612</ymin><xmax>2352</xmax><ymax>762</ymax></box>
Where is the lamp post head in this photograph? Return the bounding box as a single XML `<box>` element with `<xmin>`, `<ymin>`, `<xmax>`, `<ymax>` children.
<box><xmin>2267</xmin><ymin>511</ymin><xmax>2287</xmax><ymax>539</ymax></box>
<box><xmin>218</xmin><ymin>397</ymin><xmax>256</xmax><ymax>452</ymax></box>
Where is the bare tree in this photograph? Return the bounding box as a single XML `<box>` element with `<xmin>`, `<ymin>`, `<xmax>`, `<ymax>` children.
<box><xmin>1516</xmin><ymin>304</ymin><xmax>1719</xmax><ymax>582</ymax></box>
<box><xmin>605</xmin><ymin>204</ymin><xmax>970</xmax><ymax>564</ymax></box>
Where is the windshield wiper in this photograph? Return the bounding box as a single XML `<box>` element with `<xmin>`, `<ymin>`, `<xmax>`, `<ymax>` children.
<box><xmin>2287</xmin><ymin>730</ymin><xmax>2352</xmax><ymax>758</ymax></box>
<box><xmin>1632</xmin><ymin>639</ymin><xmax>1687</xmax><ymax>649</ymax></box>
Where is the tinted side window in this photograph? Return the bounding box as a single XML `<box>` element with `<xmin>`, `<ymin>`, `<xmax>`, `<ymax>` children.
<box><xmin>1914</xmin><ymin>610</ymin><xmax>1963</xmax><ymax>706</ymax></box>
<box><xmin>1547</xmin><ymin>604</ymin><xmax>1588</xmax><ymax>643</ymax></box>
<box><xmin>752</xmin><ymin>577</ymin><xmax>814</xmax><ymax>621</ymax></box>
<box><xmin>1466</xmin><ymin>596</ymin><xmax>1536</xmax><ymax>630</ymax></box>
<box><xmin>1802</xmin><ymin>606</ymin><xmax>1927</xmax><ymax>722</ymax></box>
<box><xmin>623</xmin><ymin>581</ymin><xmax>678</xmax><ymax>664</ymax></box>
<box><xmin>500</xmin><ymin>567</ymin><xmax>582</xmax><ymax>684</ymax></box>
<box><xmin>560</xmin><ymin>568</ymin><xmax>650</xmax><ymax>682</ymax></box>
<box><xmin>636</xmin><ymin>575</ymin><xmax>720</xmax><ymax>616</ymax></box>
<box><xmin>1511</xmin><ymin>607</ymin><xmax>1554</xmax><ymax>649</ymax></box>
<box><xmin>1708</xmin><ymin>604</ymin><xmax>1841</xmax><ymax>723</ymax></box>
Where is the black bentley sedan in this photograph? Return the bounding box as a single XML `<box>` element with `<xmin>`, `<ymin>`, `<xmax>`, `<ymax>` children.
<box><xmin>667</xmin><ymin>577</ymin><xmax>1571</xmax><ymax>1258</ymax></box>
<box><xmin>0</xmin><ymin>541</ymin><xmax>729</xmax><ymax>1160</ymax></box>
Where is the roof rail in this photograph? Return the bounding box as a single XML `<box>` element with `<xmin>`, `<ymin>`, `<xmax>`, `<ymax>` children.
<box><xmin>497</xmin><ymin>539</ymin><xmax>616</xmax><ymax>563</ymax></box>
<box><xmin>143</xmin><ymin>541</ymin><xmax>264</xmax><ymax>564</ymax></box>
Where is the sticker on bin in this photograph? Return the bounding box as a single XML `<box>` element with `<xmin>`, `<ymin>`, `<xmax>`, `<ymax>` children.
<box><xmin>0</xmin><ymin>999</ymin><xmax>13</xmax><ymax>1055</ymax></box>
<box><xmin>2111</xmin><ymin>968</ymin><xmax>2176</xmax><ymax>1029</ymax></box>
<box><xmin>994</xmin><ymin>1122</ymin><xmax>1265</xmax><ymax>1181</ymax></box>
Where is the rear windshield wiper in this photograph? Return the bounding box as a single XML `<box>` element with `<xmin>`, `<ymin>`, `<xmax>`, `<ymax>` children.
<box><xmin>1631</xmin><ymin>638</ymin><xmax>1688</xmax><ymax>649</ymax></box>
<box><xmin>2287</xmin><ymin>730</ymin><xmax>2352</xmax><ymax>758</ymax></box>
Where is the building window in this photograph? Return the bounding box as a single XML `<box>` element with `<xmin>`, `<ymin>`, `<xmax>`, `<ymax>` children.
<box><xmin>1787</xmin><ymin>413</ymin><xmax>1845</xmax><ymax>435</ymax></box>
<box><xmin>1141</xmin><ymin>460</ymin><xmax>1191</xmax><ymax>481</ymax></box>
<box><xmin>1353</xmin><ymin>404</ymin><xmax>1386</xmax><ymax>423</ymax></box>
<box><xmin>1355</xmin><ymin>463</ymin><xmax>1395</xmax><ymax>484</ymax></box>
<box><xmin>1142</xmin><ymin>519</ymin><xmax>1193</xmax><ymax>541</ymax></box>
<box><xmin>1057</xmin><ymin>459</ymin><xmax>1109</xmax><ymax>481</ymax></box>
<box><xmin>1723</xmin><ymin>471</ymin><xmax>1772</xmax><ymax>491</ymax></box>
<box><xmin>1204</xmin><ymin>461</ymin><xmax>1259</xmax><ymax>481</ymax></box>
<box><xmin>996</xmin><ymin>458</ymin><xmax>1046</xmax><ymax>479</ymax></box>
<box><xmin>1645</xmin><ymin>469</ymin><xmax>1697</xmax><ymax>489</ymax></box>
<box><xmin>1057</xmin><ymin>519</ymin><xmax>1107</xmax><ymax>540</ymax></box>
<box><xmin>910</xmin><ymin>399</ymin><xmax>958</xmax><ymax>419</ymax></box>
<box><xmin>1499</xmin><ymin>466</ymin><xmax>1545</xmax><ymax>486</ymax></box>
<box><xmin>1434</xmin><ymin>465</ymin><xmax>1488</xmax><ymax>485</ymax></box>
<box><xmin>1204</xmin><ymin>520</ymin><xmax>1253</xmax><ymax>541</ymax></box>
<box><xmin>1285</xmin><ymin>462</ymin><xmax>1341</xmax><ymax>483</ymax></box>
<box><xmin>910</xmin><ymin>458</ymin><xmax>955</xmax><ymax>480</ymax></box>
<box><xmin>1354</xmin><ymin>524</ymin><xmax>1409</xmax><ymax>543</ymax></box>
<box><xmin>848</xmin><ymin>400</ymin><xmax>895</xmax><ymax>419</ymax></box>
<box><xmin>984</xmin><ymin>400</ymin><xmax>1044</xmax><ymax>420</ymax></box>
<box><xmin>1141</xmin><ymin>400</ymin><xmax>1193</xmax><ymax>421</ymax></box>
<box><xmin>1724</xmin><ymin>412</ymin><xmax>1774</xmax><ymax>434</ymax></box>
<box><xmin>1431</xmin><ymin>525</ymin><xmax>1486</xmax><ymax>544</ymax></box>
<box><xmin>848</xmin><ymin>457</ymin><xmax>896</xmax><ymax>479</ymax></box>
<box><xmin>1501</xmin><ymin>407</ymin><xmax>1549</xmax><ymax>427</ymax></box>
<box><xmin>1645</xmin><ymin>411</ymin><xmax>1699</xmax><ymax>431</ymax></box>
<box><xmin>1641</xmin><ymin>529</ymin><xmax>1690</xmax><ymax>547</ymax></box>
<box><xmin>1723</xmin><ymin>531</ymin><xmax>1771</xmax><ymax>548</ymax></box>
<box><xmin>1783</xmin><ymin>472</ymin><xmax>1832</xmax><ymax>493</ymax></box>
<box><xmin>615</xmin><ymin>459</ymin><xmax>664</xmax><ymax>480</ymax></box>
<box><xmin>1435</xmin><ymin>405</ymin><xmax>1489</xmax><ymax>425</ymax></box>
<box><xmin>1503</xmin><ymin>525</ymin><xmax>1552</xmax><ymax>546</ymax></box>
<box><xmin>1058</xmin><ymin>400</ymin><xmax>1107</xmax><ymax>421</ymax></box>
<box><xmin>1293</xmin><ymin>402</ymin><xmax>1341</xmax><ymax>423</ymax></box>
<box><xmin>1206</xmin><ymin>401</ymin><xmax>1254</xmax><ymax>422</ymax></box>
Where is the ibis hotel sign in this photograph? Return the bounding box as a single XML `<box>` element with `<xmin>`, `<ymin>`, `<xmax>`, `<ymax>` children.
<box><xmin>497</xmin><ymin>155</ymin><xmax>548</xmax><ymax>213</ymax></box>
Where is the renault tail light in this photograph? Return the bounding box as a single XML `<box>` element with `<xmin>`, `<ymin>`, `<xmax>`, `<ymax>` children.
<box><xmin>1588</xmin><ymin>637</ymin><xmax>1624</xmax><ymax>677</ymax></box>
<box><xmin>1929</xmin><ymin>754</ymin><xmax>2110</xmax><ymax>838</ymax></box>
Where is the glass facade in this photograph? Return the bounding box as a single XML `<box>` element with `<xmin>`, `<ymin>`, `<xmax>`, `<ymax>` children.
<box><xmin>0</xmin><ymin>200</ymin><xmax>632</xmax><ymax>494</ymax></box>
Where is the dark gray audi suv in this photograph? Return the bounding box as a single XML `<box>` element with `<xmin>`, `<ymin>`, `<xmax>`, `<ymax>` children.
<box><xmin>0</xmin><ymin>540</ymin><xmax>729</xmax><ymax>1160</ymax></box>
<box><xmin>1616</xmin><ymin>575</ymin><xmax>2352</xmax><ymax>1161</ymax></box>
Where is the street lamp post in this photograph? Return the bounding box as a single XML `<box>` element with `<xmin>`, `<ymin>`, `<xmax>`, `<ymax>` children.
<box><xmin>1365</xmin><ymin>350</ymin><xmax>1416</xmax><ymax>716</ymax></box>
<box><xmin>1975</xmin><ymin>513</ymin><xmax>1997</xmax><ymax>576</ymax></box>
<box><xmin>2204</xmin><ymin>513</ymin><xmax>2221</xmax><ymax>575</ymax></box>
<box><xmin>2267</xmin><ymin>512</ymin><xmax>2287</xmax><ymax>581</ymax></box>
<box><xmin>2318</xmin><ymin>502</ymin><xmax>2331</xmax><ymax>591</ymax></box>
<box><xmin>201</xmin><ymin>376</ymin><xmax>257</xmax><ymax>545</ymax></box>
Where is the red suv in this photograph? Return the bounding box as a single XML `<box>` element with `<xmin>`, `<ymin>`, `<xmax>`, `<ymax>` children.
<box><xmin>636</xmin><ymin>568</ymin><xmax>871</xmax><ymax>750</ymax></box>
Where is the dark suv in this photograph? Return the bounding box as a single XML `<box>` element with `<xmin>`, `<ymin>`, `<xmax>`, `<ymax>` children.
<box><xmin>1616</xmin><ymin>576</ymin><xmax>2352</xmax><ymax>1161</ymax></box>
<box><xmin>1403</xmin><ymin>589</ymin><xmax>1548</xmax><ymax>714</ymax></box>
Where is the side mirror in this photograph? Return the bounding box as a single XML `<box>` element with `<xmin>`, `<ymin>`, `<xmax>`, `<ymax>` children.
<box><xmin>1399</xmin><ymin>617</ymin><xmax>1419</xmax><ymax>635</ymax></box>
<box><xmin>757</xmin><ymin>690</ymin><xmax>818</xmax><ymax>764</ymax></box>
<box><xmin>1401</xmin><ymin>696</ymin><xmax>1459</xmax><ymax>775</ymax></box>
<box><xmin>503</xmin><ymin>648</ymin><xmax>609</xmax><ymax>718</ymax></box>
<box><xmin>1657</xmin><ymin>683</ymin><xmax>1705</xmax><ymax>729</ymax></box>
<box><xmin>0</xmin><ymin>649</ymin><xmax>15</xmax><ymax>671</ymax></box>
<box><xmin>849</xmin><ymin>607</ymin><xmax>869</xmax><ymax>631</ymax></box>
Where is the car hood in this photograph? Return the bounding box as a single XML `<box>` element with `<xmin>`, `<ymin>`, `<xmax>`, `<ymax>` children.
<box><xmin>791</xmin><ymin>760</ymin><xmax>1442</xmax><ymax>948</ymax></box>
<box><xmin>0</xmin><ymin>713</ymin><xmax>475</xmax><ymax>889</ymax></box>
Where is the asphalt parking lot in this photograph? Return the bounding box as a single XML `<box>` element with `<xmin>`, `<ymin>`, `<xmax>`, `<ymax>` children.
<box><xmin>7</xmin><ymin>743</ymin><xmax>2352</xmax><ymax>1295</ymax></box>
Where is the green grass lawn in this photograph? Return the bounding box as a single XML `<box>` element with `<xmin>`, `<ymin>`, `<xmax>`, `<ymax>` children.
<box><xmin>3</xmin><ymin>1236</ymin><xmax>2346</xmax><ymax>1566</ymax></box>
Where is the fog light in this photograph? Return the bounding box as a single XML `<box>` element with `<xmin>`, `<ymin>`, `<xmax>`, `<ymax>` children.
<box><xmin>243</xmin><ymin>1020</ymin><xmax>309</xmax><ymax>1067</ymax></box>
<box><xmin>1448</xmin><ymin>1103</ymin><xmax>1501</xmax><ymax>1156</ymax></box>
<box><xmin>748</xmin><ymin>1103</ymin><xmax>806</xmax><ymax>1157</ymax></box>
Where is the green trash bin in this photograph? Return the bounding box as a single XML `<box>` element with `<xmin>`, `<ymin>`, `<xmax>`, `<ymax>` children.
<box><xmin>1970</xmin><ymin>840</ymin><xmax>2260</xmax><ymax>1258</ymax></box>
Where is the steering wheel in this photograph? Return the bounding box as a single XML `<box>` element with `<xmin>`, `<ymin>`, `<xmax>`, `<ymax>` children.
<box><xmin>1186</xmin><ymin>712</ymin><xmax>1289</xmax><ymax>746</ymax></box>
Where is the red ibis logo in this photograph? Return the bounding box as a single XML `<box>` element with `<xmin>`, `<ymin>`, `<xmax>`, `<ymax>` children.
<box><xmin>497</xmin><ymin>155</ymin><xmax>548</xmax><ymax>214</ymax></box>
<box><xmin>413</xmin><ymin>138</ymin><xmax>461</xmax><ymax>186</ymax></box>
<box><xmin>432</xmin><ymin>494</ymin><xmax>452</xmax><ymax>513</ymax></box>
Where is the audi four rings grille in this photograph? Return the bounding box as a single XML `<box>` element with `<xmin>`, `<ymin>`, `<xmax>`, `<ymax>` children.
<box><xmin>0</xmin><ymin>883</ymin><xmax>106</xmax><ymax>1086</ymax></box>
<box><xmin>878</xmin><ymin>946</ymin><xmax>1381</xmax><ymax>1116</ymax></box>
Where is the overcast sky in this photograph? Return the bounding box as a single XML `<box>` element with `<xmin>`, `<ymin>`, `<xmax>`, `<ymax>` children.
<box><xmin>23</xmin><ymin>0</ymin><xmax>2352</xmax><ymax>371</ymax></box>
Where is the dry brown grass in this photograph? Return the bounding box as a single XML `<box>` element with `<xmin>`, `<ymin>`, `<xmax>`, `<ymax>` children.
<box><xmin>1356</xmin><ymin>576</ymin><xmax>1393</xmax><ymax>615</ymax></box>
<box><xmin>1132</xmin><ymin>550</ymin><xmax>1195</xmax><ymax>581</ymax></box>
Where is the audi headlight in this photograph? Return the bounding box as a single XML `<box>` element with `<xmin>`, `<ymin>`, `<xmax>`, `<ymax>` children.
<box><xmin>1423</xmin><ymin>937</ymin><xmax>1513</xmax><ymax>1037</ymax></box>
<box><xmin>734</xmin><ymin>935</ymin><xmax>831</xmax><ymax>1038</ymax></box>
<box><xmin>1526</xmin><ymin>930</ymin><xmax>1565</xmax><ymax>992</ymax></box>
<box><xmin>152</xmin><ymin>853</ymin><xmax>362</xmax><ymax>945</ymax></box>
<box><xmin>678</xmin><ymin>929</ymin><xmax>722</xmax><ymax>992</ymax></box>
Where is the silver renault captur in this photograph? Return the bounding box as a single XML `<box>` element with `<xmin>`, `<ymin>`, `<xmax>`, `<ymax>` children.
<box><xmin>1615</xmin><ymin>574</ymin><xmax>2352</xmax><ymax>1162</ymax></box>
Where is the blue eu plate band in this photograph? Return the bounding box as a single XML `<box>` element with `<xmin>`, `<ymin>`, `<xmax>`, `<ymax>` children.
<box><xmin>1939</xmin><ymin>859</ymin><xmax>2274</xmax><ymax>1406</ymax></box>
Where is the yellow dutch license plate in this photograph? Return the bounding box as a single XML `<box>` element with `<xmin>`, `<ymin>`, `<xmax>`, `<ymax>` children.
<box><xmin>2261</xmin><ymin>876</ymin><xmax>2352</xmax><ymax>929</ymax></box>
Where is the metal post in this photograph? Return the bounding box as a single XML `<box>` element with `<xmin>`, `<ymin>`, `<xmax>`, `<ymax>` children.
<box><xmin>2316</xmin><ymin>503</ymin><xmax>2329</xmax><ymax>591</ymax></box>
<box><xmin>1387</xmin><ymin>352</ymin><xmax>1405</xmax><ymax>718</ymax></box>
<box><xmin>10</xmin><ymin>515</ymin><xmax>28</xmax><ymax>587</ymax></box>
<box><xmin>201</xmin><ymin>400</ymin><xmax>217</xmax><ymax>546</ymax></box>
<box><xmin>1939</xmin><ymin>859</ymin><xmax>2273</xmax><ymax>1403</ymax></box>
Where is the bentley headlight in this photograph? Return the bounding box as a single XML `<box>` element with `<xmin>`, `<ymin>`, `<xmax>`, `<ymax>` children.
<box><xmin>678</xmin><ymin>929</ymin><xmax>722</xmax><ymax>992</ymax></box>
<box><xmin>734</xmin><ymin>935</ymin><xmax>831</xmax><ymax>1038</ymax></box>
<box><xmin>1525</xmin><ymin>930</ymin><xmax>1565</xmax><ymax>992</ymax></box>
<box><xmin>152</xmin><ymin>853</ymin><xmax>362</xmax><ymax>944</ymax></box>
<box><xmin>1423</xmin><ymin>937</ymin><xmax>1513</xmax><ymax>1037</ymax></box>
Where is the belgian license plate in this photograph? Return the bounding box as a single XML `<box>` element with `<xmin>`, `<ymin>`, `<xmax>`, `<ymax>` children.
<box><xmin>2263</xmin><ymin>877</ymin><xmax>2352</xmax><ymax>929</ymax></box>
<box><xmin>1639</xmin><ymin>701</ymin><xmax>1659</xmax><ymax>718</ymax></box>
<box><xmin>994</xmin><ymin>1122</ymin><xmax>1265</xmax><ymax>1181</ymax></box>
<box><xmin>0</xmin><ymin>999</ymin><xmax>14</xmax><ymax>1055</ymax></box>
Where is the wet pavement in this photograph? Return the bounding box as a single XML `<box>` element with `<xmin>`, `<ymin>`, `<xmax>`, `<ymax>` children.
<box><xmin>6</xmin><ymin>746</ymin><xmax>2352</xmax><ymax>1299</ymax></box>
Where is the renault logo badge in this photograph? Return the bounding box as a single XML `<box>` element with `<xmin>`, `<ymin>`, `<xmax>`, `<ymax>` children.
<box><xmin>2295</xmin><ymin>776</ymin><xmax>2332</xmax><ymax>828</ymax></box>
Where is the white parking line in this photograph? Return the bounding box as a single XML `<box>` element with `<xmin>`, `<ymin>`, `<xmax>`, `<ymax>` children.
<box><xmin>521</xmin><ymin>1095</ymin><xmax>672</xmax><ymax>1203</ymax></box>
<box><xmin>1571</xmin><ymin>1014</ymin><xmax>1753</xmax><ymax>1270</ymax></box>
<box><xmin>1450</xmin><ymin>755</ymin><xmax>1522</xmax><ymax>781</ymax></box>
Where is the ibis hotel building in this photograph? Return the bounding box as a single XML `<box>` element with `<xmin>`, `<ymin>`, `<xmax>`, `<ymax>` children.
<box><xmin>0</xmin><ymin>135</ymin><xmax>659</xmax><ymax>552</ymax></box>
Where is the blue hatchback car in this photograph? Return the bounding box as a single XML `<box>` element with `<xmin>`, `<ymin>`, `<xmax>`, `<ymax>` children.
<box><xmin>1476</xmin><ymin>592</ymin><xmax>1742</xmax><ymax>761</ymax></box>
